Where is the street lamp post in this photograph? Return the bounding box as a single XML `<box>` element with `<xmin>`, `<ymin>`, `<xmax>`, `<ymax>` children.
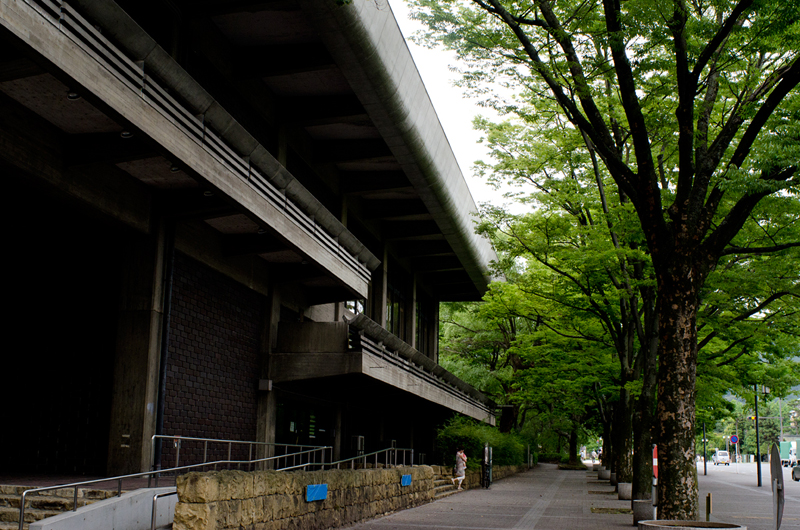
<box><xmin>754</xmin><ymin>385</ymin><xmax>771</xmax><ymax>488</ymax></box>
<box><xmin>755</xmin><ymin>384</ymin><xmax>762</xmax><ymax>487</ymax></box>
<box><xmin>703</xmin><ymin>422</ymin><xmax>708</xmax><ymax>476</ymax></box>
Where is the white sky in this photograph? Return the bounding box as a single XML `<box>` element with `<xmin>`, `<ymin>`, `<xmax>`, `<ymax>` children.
<box><xmin>385</xmin><ymin>0</ymin><xmax>508</xmax><ymax>208</ymax></box>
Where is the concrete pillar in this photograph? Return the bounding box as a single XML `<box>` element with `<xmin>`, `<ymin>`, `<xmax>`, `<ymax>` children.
<box><xmin>369</xmin><ymin>247</ymin><xmax>387</xmax><ymax>327</ymax></box>
<box><xmin>256</xmin><ymin>285</ymin><xmax>281</xmax><ymax>468</ymax></box>
<box><xmin>106</xmin><ymin>225</ymin><xmax>169</xmax><ymax>475</ymax></box>
<box><xmin>334</xmin><ymin>406</ymin><xmax>343</xmax><ymax>461</ymax></box>
<box><xmin>407</xmin><ymin>274</ymin><xmax>417</xmax><ymax>348</ymax></box>
<box><xmin>431</xmin><ymin>303</ymin><xmax>440</xmax><ymax>364</ymax></box>
<box><xmin>381</xmin><ymin>247</ymin><xmax>389</xmax><ymax>328</ymax></box>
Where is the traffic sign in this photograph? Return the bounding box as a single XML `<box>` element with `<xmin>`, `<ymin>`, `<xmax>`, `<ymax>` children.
<box><xmin>730</xmin><ymin>435</ymin><xmax>738</xmax><ymax>444</ymax></box>
<box><xmin>771</xmin><ymin>444</ymin><xmax>784</xmax><ymax>530</ymax></box>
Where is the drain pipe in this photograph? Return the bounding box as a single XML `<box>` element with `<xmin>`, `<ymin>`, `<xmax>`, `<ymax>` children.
<box><xmin>153</xmin><ymin>217</ymin><xmax>176</xmax><ymax>471</ymax></box>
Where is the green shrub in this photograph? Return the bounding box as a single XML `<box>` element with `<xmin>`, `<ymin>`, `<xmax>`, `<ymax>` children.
<box><xmin>436</xmin><ymin>416</ymin><xmax>531</xmax><ymax>468</ymax></box>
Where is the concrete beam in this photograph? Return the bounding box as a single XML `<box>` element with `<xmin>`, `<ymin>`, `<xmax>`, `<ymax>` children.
<box><xmin>340</xmin><ymin>170</ymin><xmax>411</xmax><ymax>195</ymax></box>
<box><xmin>393</xmin><ymin>240</ymin><xmax>453</xmax><ymax>258</ymax></box>
<box><xmin>363</xmin><ymin>199</ymin><xmax>429</xmax><ymax>220</ymax></box>
<box><xmin>270</xmin><ymin>351</ymin><xmax>493</xmax><ymax>423</ymax></box>
<box><xmin>317</xmin><ymin>138</ymin><xmax>393</xmax><ymax>163</ymax></box>
<box><xmin>238</xmin><ymin>43</ymin><xmax>336</xmax><ymax>77</ymax></box>
<box><xmin>383</xmin><ymin>220</ymin><xmax>442</xmax><ymax>240</ymax></box>
<box><xmin>278</xmin><ymin>95</ymin><xmax>367</xmax><ymax>126</ymax></box>
<box><xmin>408</xmin><ymin>255</ymin><xmax>464</xmax><ymax>273</ymax></box>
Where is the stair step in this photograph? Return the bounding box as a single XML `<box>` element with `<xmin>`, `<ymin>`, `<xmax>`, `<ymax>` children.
<box><xmin>435</xmin><ymin>488</ymin><xmax>463</xmax><ymax>499</ymax></box>
<box><xmin>0</xmin><ymin>506</ymin><xmax>63</xmax><ymax>524</ymax></box>
<box><xmin>0</xmin><ymin>522</ymin><xmax>28</xmax><ymax>530</ymax></box>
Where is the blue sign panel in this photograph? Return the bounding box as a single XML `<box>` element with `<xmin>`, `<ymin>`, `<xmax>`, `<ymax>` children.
<box><xmin>305</xmin><ymin>484</ymin><xmax>328</xmax><ymax>502</ymax></box>
<box><xmin>401</xmin><ymin>474</ymin><xmax>412</xmax><ymax>487</ymax></box>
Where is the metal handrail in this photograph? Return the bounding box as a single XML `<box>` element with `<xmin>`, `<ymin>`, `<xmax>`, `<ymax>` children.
<box><xmin>18</xmin><ymin>447</ymin><xmax>330</xmax><ymax>530</ymax></box>
<box><xmin>293</xmin><ymin>447</ymin><xmax>415</xmax><ymax>471</ymax></box>
<box><xmin>150</xmin><ymin>434</ymin><xmax>328</xmax><ymax>473</ymax></box>
<box><xmin>151</xmin><ymin>490</ymin><xmax>177</xmax><ymax>530</ymax></box>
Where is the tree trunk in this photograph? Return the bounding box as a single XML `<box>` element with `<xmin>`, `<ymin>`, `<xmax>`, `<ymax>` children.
<box><xmin>499</xmin><ymin>404</ymin><xmax>519</xmax><ymax>433</ymax></box>
<box><xmin>602</xmin><ymin>415</ymin><xmax>612</xmax><ymax>469</ymax></box>
<box><xmin>615</xmin><ymin>385</ymin><xmax>634</xmax><ymax>483</ymax></box>
<box><xmin>632</xmin><ymin>340</ymin><xmax>657</xmax><ymax>499</ymax></box>
<box><xmin>655</xmin><ymin>272</ymin><xmax>700</xmax><ymax>520</ymax></box>
<box><xmin>568</xmin><ymin>426</ymin><xmax>579</xmax><ymax>464</ymax></box>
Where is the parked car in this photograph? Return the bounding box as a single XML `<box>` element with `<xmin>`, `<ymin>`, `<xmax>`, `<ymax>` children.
<box><xmin>712</xmin><ymin>450</ymin><xmax>731</xmax><ymax>465</ymax></box>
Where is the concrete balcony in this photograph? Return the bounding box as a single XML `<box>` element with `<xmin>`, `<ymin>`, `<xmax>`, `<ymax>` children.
<box><xmin>271</xmin><ymin>315</ymin><xmax>495</xmax><ymax>424</ymax></box>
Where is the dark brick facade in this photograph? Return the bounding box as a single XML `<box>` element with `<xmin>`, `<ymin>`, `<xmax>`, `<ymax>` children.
<box><xmin>161</xmin><ymin>252</ymin><xmax>264</xmax><ymax>466</ymax></box>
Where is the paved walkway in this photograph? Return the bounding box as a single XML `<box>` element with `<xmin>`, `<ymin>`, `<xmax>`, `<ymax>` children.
<box><xmin>341</xmin><ymin>463</ymin><xmax>800</xmax><ymax>530</ymax></box>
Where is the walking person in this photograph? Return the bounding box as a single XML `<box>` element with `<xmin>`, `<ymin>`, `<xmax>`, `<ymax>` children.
<box><xmin>451</xmin><ymin>447</ymin><xmax>467</xmax><ymax>490</ymax></box>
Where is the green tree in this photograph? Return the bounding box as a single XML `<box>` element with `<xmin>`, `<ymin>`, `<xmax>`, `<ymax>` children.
<box><xmin>474</xmin><ymin>112</ymin><xmax>659</xmax><ymax>495</ymax></box>
<box><xmin>410</xmin><ymin>0</ymin><xmax>800</xmax><ymax>518</ymax></box>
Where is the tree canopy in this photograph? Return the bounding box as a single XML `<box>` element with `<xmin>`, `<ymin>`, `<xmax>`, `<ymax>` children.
<box><xmin>409</xmin><ymin>0</ymin><xmax>800</xmax><ymax>518</ymax></box>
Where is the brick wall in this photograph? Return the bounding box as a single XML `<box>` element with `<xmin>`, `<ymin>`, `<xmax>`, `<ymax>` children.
<box><xmin>161</xmin><ymin>252</ymin><xmax>264</xmax><ymax>466</ymax></box>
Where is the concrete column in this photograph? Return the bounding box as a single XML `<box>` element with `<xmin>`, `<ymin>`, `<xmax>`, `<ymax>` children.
<box><xmin>369</xmin><ymin>247</ymin><xmax>387</xmax><ymax>327</ymax></box>
<box><xmin>431</xmin><ymin>303</ymin><xmax>440</xmax><ymax>364</ymax></box>
<box><xmin>334</xmin><ymin>406</ymin><xmax>343</xmax><ymax>461</ymax></box>
<box><xmin>256</xmin><ymin>285</ymin><xmax>281</xmax><ymax>468</ymax></box>
<box><xmin>408</xmin><ymin>274</ymin><xmax>418</xmax><ymax>348</ymax></box>
<box><xmin>107</xmin><ymin>225</ymin><xmax>168</xmax><ymax>475</ymax></box>
<box><xmin>380</xmin><ymin>247</ymin><xmax>389</xmax><ymax>327</ymax></box>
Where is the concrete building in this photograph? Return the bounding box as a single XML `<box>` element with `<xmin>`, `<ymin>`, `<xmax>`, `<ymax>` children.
<box><xmin>0</xmin><ymin>0</ymin><xmax>496</xmax><ymax>477</ymax></box>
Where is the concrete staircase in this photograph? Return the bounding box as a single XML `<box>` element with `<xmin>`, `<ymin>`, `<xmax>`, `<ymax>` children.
<box><xmin>0</xmin><ymin>485</ymin><xmax>118</xmax><ymax>530</ymax></box>
<box><xmin>431</xmin><ymin>465</ymin><xmax>462</xmax><ymax>499</ymax></box>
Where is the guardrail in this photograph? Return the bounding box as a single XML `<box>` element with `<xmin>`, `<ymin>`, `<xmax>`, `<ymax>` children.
<box><xmin>289</xmin><ymin>447</ymin><xmax>415</xmax><ymax>471</ymax></box>
<box><xmin>151</xmin><ymin>434</ymin><xmax>330</xmax><ymax>475</ymax></box>
<box><xmin>18</xmin><ymin>447</ymin><xmax>330</xmax><ymax>530</ymax></box>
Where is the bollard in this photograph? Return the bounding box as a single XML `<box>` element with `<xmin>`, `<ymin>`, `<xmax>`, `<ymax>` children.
<box><xmin>706</xmin><ymin>492</ymin><xmax>712</xmax><ymax>522</ymax></box>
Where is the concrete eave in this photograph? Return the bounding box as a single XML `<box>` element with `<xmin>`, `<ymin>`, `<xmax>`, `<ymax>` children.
<box><xmin>299</xmin><ymin>0</ymin><xmax>499</xmax><ymax>296</ymax></box>
<box><xmin>66</xmin><ymin>0</ymin><xmax>382</xmax><ymax>277</ymax></box>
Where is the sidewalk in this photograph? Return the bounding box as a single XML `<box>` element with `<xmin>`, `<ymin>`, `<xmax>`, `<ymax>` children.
<box><xmin>340</xmin><ymin>462</ymin><xmax>800</xmax><ymax>530</ymax></box>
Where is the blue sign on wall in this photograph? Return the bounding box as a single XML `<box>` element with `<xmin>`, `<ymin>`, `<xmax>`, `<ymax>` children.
<box><xmin>401</xmin><ymin>474</ymin><xmax>412</xmax><ymax>487</ymax></box>
<box><xmin>306</xmin><ymin>484</ymin><xmax>328</xmax><ymax>502</ymax></box>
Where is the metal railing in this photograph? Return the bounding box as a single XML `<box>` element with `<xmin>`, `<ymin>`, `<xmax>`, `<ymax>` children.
<box><xmin>18</xmin><ymin>446</ymin><xmax>330</xmax><ymax>530</ymax></box>
<box><xmin>292</xmin><ymin>447</ymin><xmax>415</xmax><ymax>471</ymax></box>
<box><xmin>151</xmin><ymin>434</ymin><xmax>331</xmax><ymax>475</ymax></box>
<box><xmin>150</xmin><ymin>490</ymin><xmax>177</xmax><ymax>530</ymax></box>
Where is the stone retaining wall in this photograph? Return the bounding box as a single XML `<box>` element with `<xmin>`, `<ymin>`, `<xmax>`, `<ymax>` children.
<box><xmin>174</xmin><ymin>465</ymin><xmax>527</xmax><ymax>530</ymax></box>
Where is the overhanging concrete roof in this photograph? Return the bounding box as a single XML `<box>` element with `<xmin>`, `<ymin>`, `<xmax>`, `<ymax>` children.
<box><xmin>0</xmin><ymin>0</ymin><xmax>498</xmax><ymax>301</ymax></box>
<box><xmin>301</xmin><ymin>0</ymin><xmax>497</xmax><ymax>296</ymax></box>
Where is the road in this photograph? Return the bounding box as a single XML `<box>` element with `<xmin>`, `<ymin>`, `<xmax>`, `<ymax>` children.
<box><xmin>338</xmin><ymin>462</ymin><xmax>800</xmax><ymax>530</ymax></box>
<box><xmin>696</xmin><ymin>461</ymin><xmax>800</xmax><ymax>530</ymax></box>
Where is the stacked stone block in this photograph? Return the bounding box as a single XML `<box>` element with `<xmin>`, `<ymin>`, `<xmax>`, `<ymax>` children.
<box><xmin>173</xmin><ymin>466</ymin><xmax>435</xmax><ymax>530</ymax></box>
